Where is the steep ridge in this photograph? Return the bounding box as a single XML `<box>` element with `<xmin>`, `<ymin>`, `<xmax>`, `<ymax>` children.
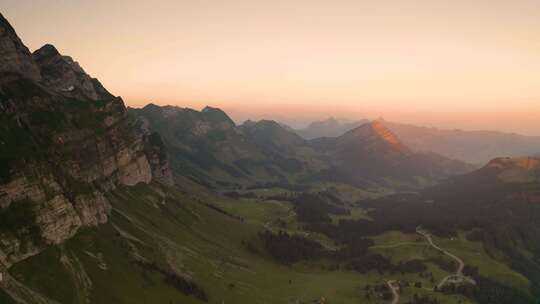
<box><xmin>0</xmin><ymin>14</ymin><xmax>41</xmax><ymax>82</ymax></box>
<box><xmin>381</xmin><ymin>120</ymin><xmax>540</xmax><ymax>164</ymax></box>
<box><xmin>310</xmin><ymin>121</ymin><xmax>473</xmax><ymax>188</ymax></box>
<box><xmin>131</xmin><ymin>105</ymin><xmax>471</xmax><ymax>191</ymax></box>
<box><xmin>485</xmin><ymin>157</ymin><xmax>540</xmax><ymax>183</ymax></box>
<box><xmin>294</xmin><ymin>116</ymin><xmax>540</xmax><ymax>165</ymax></box>
<box><xmin>129</xmin><ymin>104</ymin><xmax>325</xmax><ymax>189</ymax></box>
<box><xmin>32</xmin><ymin>44</ymin><xmax>114</xmax><ymax>101</ymax></box>
<box><xmin>238</xmin><ymin>119</ymin><xmax>317</xmax><ymax>158</ymax></box>
<box><xmin>294</xmin><ymin>117</ymin><xmax>368</xmax><ymax>139</ymax></box>
<box><xmin>0</xmin><ymin>13</ymin><xmax>168</xmax><ymax>267</ymax></box>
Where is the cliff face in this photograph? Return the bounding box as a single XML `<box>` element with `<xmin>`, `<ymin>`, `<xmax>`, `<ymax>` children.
<box><xmin>133</xmin><ymin>115</ymin><xmax>174</xmax><ymax>186</ymax></box>
<box><xmin>0</xmin><ymin>15</ymin><xmax>41</xmax><ymax>82</ymax></box>
<box><xmin>32</xmin><ymin>44</ymin><xmax>114</xmax><ymax>101</ymax></box>
<box><xmin>0</xmin><ymin>13</ymin><xmax>168</xmax><ymax>267</ymax></box>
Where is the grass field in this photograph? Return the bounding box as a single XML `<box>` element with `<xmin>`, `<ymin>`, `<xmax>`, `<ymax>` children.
<box><xmin>432</xmin><ymin>232</ymin><xmax>530</xmax><ymax>292</ymax></box>
<box><xmin>4</xmin><ymin>182</ymin><xmax>530</xmax><ymax>304</ymax></box>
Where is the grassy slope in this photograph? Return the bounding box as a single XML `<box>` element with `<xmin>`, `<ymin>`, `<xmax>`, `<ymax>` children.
<box><xmin>7</xmin><ymin>183</ymin><xmax>378</xmax><ymax>304</ymax></box>
<box><xmin>5</xmin><ymin>182</ymin><xmax>529</xmax><ymax>304</ymax></box>
<box><xmin>0</xmin><ymin>289</ymin><xmax>17</xmax><ymax>304</ymax></box>
<box><xmin>432</xmin><ymin>232</ymin><xmax>530</xmax><ymax>292</ymax></box>
<box><xmin>370</xmin><ymin>230</ymin><xmax>530</xmax><ymax>296</ymax></box>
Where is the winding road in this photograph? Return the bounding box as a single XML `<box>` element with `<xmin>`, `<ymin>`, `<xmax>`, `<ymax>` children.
<box><xmin>386</xmin><ymin>280</ymin><xmax>400</xmax><ymax>304</ymax></box>
<box><xmin>381</xmin><ymin>227</ymin><xmax>476</xmax><ymax>304</ymax></box>
<box><xmin>416</xmin><ymin>227</ymin><xmax>476</xmax><ymax>289</ymax></box>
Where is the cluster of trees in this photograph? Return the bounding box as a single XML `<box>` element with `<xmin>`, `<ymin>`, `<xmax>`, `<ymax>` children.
<box><xmin>363</xmin><ymin>283</ymin><xmax>393</xmax><ymax>301</ymax></box>
<box><xmin>254</xmin><ymin>181</ymin><xmax>540</xmax><ymax>303</ymax></box>
<box><xmin>294</xmin><ymin>178</ymin><xmax>540</xmax><ymax>300</ymax></box>
<box><xmin>345</xmin><ymin>256</ymin><xmax>427</xmax><ymax>275</ymax></box>
<box><xmin>436</xmin><ymin>265</ymin><xmax>532</xmax><ymax>304</ymax></box>
<box><xmin>344</xmin><ymin>254</ymin><xmax>393</xmax><ymax>274</ymax></box>
<box><xmin>259</xmin><ymin>228</ymin><xmax>428</xmax><ymax>277</ymax></box>
<box><xmin>292</xmin><ymin>193</ymin><xmax>350</xmax><ymax>223</ymax></box>
<box><xmin>427</xmin><ymin>256</ymin><xmax>456</xmax><ymax>273</ymax></box>
<box><xmin>0</xmin><ymin>198</ymin><xmax>41</xmax><ymax>246</ymax></box>
<box><xmin>135</xmin><ymin>261</ymin><xmax>208</xmax><ymax>302</ymax></box>
<box><xmin>258</xmin><ymin>231</ymin><xmax>325</xmax><ymax>265</ymax></box>
<box><xmin>203</xmin><ymin>202</ymin><xmax>244</xmax><ymax>222</ymax></box>
<box><xmin>222</xmin><ymin>191</ymin><xmax>257</xmax><ymax>199</ymax></box>
<box><xmin>245</xmin><ymin>181</ymin><xmax>309</xmax><ymax>191</ymax></box>
<box><xmin>165</xmin><ymin>273</ymin><xmax>208</xmax><ymax>302</ymax></box>
<box><xmin>364</xmin><ymin>283</ymin><xmax>441</xmax><ymax>303</ymax></box>
<box><xmin>404</xmin><ymin>295</ymin><xmax>441</xmax><ymax>304</ymax></box>
<box><xmin>418</xmin><ymin>271</ymin><xmax>436</xmax><ymax>284</ymax></box>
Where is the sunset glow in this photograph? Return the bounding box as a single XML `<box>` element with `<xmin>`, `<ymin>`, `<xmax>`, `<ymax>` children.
<box><xmin>4</xmin><ymin>0</ymin><xmax>540</xmax><ymax>134</ymax></box>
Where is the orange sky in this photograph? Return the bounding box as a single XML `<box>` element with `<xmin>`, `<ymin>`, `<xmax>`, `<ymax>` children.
<box><xmin>3</xmin><ymin>0</ymin><xmax>540</xmax><ymax>134</ymax></box>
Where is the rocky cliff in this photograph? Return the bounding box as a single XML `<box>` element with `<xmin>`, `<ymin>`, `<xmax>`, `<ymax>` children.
<box><xmin>132</xmin><ymin>115</ymin><xmax>174</xmax><ymax>186</ymax></box>
<box><xmin>0</xmin><ymin>14</ymin><xmax>41</xmax><ymax>82</ymax></box>
<box><xmin>0</xmin><ymin>13</ymin><xmax>169</xmax><ymax>267</ymax></box>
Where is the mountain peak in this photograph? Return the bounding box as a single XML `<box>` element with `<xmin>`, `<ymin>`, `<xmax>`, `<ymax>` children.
<box><xmin>34</xmin><ymin>44</ymin><xmax>61</xmax><ymax>57</ymax></box>
<box><xmin>370</xmin><ymin>121</ymin><xmax>411</xmax><ymax>153</ymax></box>
<box><xmin>308</xmin><ymin>117</ymin><xmax>339</xmax><ymax>129</ymax></box>
<box><xmin>202</xmin><ymin>106</ymin><xmax>221</xmax><ymax>112</ymax></box>
<box><xmin>200</xmin><ymin>106</ymin><xmax>235</xmax><ymax>125</ymax></box>
<box><xmin>484</xmin><ymin>157</ymin><xmax>540</xmax><ymax>183</ymax></box>
<box><xmin>343</xmin><ymin>121</ymin><xmax>411</xmax><ymax>155</ymax></box>
<box><xmin>0</xmin><ymin>13</ymin><xmax>41</xmax><ymax>81</ymax></box>
<box><xmin>486</xmin><ymin>157</ymin><xmax>540</xmax><ymax>170</ymax></box>
<box><xmin>32</xmin><ymin>43</ymin><xmax>112</xmax><ymax>101</ymax></box>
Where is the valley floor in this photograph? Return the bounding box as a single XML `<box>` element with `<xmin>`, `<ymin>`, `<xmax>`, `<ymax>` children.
<box><xmin>1</xmin><ymin>182</ymin><xmax>530</xmax><ymax>304</ymax></box>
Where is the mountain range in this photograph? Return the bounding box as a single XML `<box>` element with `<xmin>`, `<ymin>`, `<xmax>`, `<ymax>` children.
<box><xmin>293</xmin><ymin>117</ymin><xmax>369</xmax><ymax>139</ymax></box>
<box><xmin>0</xmin><ymin>12</ymin><xmax>173</xmax><ymax>268</ymax></box>
<box><xmin>129</xmin><ymin>105</ymin><xmax>472</xmax><ymax>192</ymax></box>
<box><xmin>292</xmin><ymin>118</ymin><xmax>540</xmax><ymax>164</ymax></box>
<box><xmin>1</xmin><ymin>12</ymin><xmax>540</xmax><ymax>304</ymax></box>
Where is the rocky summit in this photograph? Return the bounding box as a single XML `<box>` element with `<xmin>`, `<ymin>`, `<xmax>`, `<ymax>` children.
<box><xmin>0</xmin><ymin>14</ymin><xmax>41</xmax><ymax>82</ymax></box>
<box><xmin>32</xmin><ymin>44</ymin><xmax>114</xmax><ymax>101</ymax></box>
<box><xmin>0</xmin><ymin>13</ymin><xmax>170</xmax><ymax>267</ymax></box>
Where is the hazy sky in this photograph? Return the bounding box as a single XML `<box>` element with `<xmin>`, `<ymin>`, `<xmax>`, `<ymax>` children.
<box><xmin>3</xmin><ymin>0</ymin><xmax>540</xmax><ymax>134</ymax></box>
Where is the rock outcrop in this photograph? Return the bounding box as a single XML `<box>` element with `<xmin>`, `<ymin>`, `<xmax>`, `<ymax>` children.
<box><xmin>32</xmin><ymin>44</ymin><xmax>114</xmax><ymax>101</ymax></box>
<box><xmin>133</xmin><ymin>115</ymin><xmax>174</xmax><ymax>186</ymax></box>
<box><xmin>0</xmin><ymin>14</ymin><xmax>41</xmax><ymax>82</ymax></box>
<box><xmin>0</xmin><ymin>13</ymin><xmax>168</xmax><ymax>267</ymax></box>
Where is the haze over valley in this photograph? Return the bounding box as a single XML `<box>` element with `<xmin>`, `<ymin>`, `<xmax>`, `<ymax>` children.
<box><xmin>1</xmin><ymin>3</ymin><xmax>540</xmax><ymax>304</ymax></box>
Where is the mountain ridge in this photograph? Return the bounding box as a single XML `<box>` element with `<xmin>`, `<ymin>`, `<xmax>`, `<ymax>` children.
<box><xmin>0</xmin><ymin>12</ymin><xmax>170</xmax><ymax>267</ymax></box>
<box><xmin>130</xmin><ymin>104</ymin><xmax>473</xmax><ymax>191</ymax></box>
<box><xmin>1</xmin><ymin>11</ymin><xmax>539</xmax><ymax>304</ymax></box>
<box><xmin>310</xmin><ymin>121</ymin><xmax>473</xmax><ymax>188</ymax></box>
<box><xmin>294</xmin><ymin>117</ymin><xmax>369</xmax><ymax>139</ymax></box>
<box><xmin>294</xmin><ymin>117</ymin><xmax>540</xmax><ymax>164</ymax></box>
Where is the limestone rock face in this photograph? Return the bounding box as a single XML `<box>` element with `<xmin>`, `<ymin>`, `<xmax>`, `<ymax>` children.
<box><xmin>32</xmin><ymin>44</ymin><xmax>114</xmax><ymax>101</ymax></box>
<box><xmin>0</xmin><ymin>235</ymin><xmax>40</xmax><ymax>268</ymax></box>
<box><xmin>0</xmin><ymin>12</ymin><xmax>170</xmax><ymax>268</ymax></box>
<box><xmin>0</xmin><ymin>14</ymin><xmax>41</xmax><ymax>81</ymax></box>
<box><xmin>35</xmin><ymin>195</ymin><xmax>82</xmax><ymax>244</ymax></box>
<box><xmin>74</xmin><ymin>192</ymin><xmax>111</xmax><ymax>226</ymax></box>
<box><xmin>133</xmin><ymin>116</ymin><xmax>174</xmax><ymax>186</ymax></box>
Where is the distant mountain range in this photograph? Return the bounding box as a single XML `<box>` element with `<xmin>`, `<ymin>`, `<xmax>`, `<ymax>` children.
<box><xmin>293</xmin><ymin>117</ymin><xmax>369</xmax><ymax>139</ymax></box>
<box><xmin>128</xmin><ymin>104</ymin><xmax>326</xmax><ymax>189</ymax></box>
<box><xmin>290</xmin><ymin>118</ymin><xmax>540</xmax><ymax>164</ymax></box>
<box><xmin>310</xmin><ymin>121</ymin><xmax>473</xmax><ymax>188</ymax></box>
<box><xmin>130</xmin><ymin>105</ymin><xmax>472</xmax><ymax>190</ymax></box>
<box><xmin>2</xmin><ymin>12</ymin><xmax>540</xmax><ymax>304</ymax></box>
